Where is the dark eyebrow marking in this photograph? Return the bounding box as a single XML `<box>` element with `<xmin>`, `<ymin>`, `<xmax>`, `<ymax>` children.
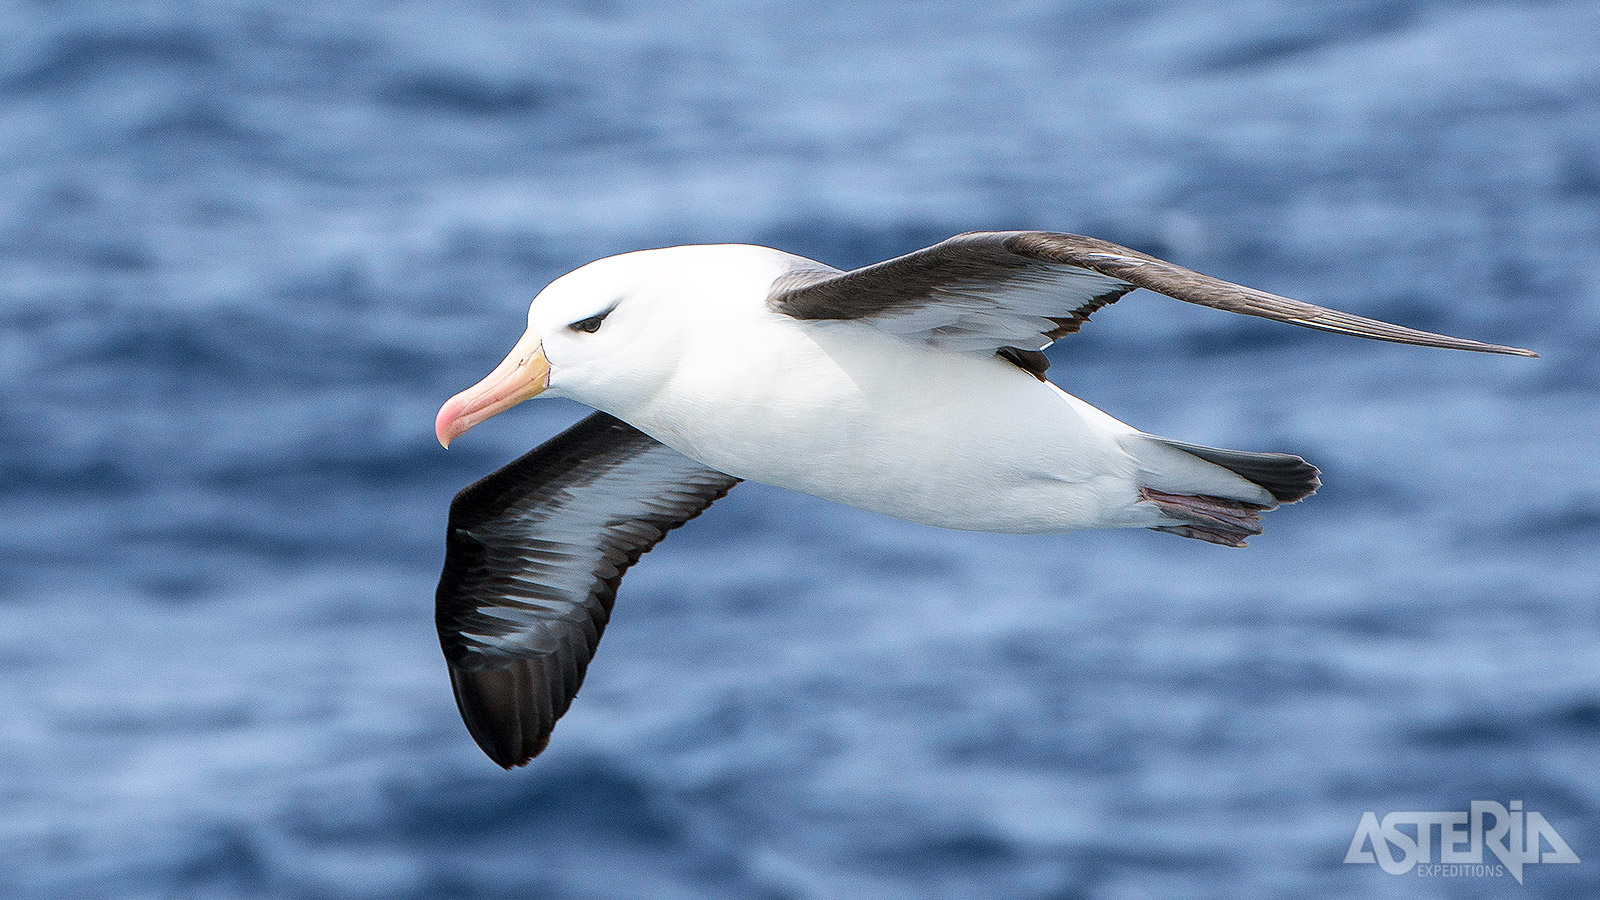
<box><xmin>568</xmin><ymin>303</ymin><xmax>618</xmax><ymax>334</ymax></box>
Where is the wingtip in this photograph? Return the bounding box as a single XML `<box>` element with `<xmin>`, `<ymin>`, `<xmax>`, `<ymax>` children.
<box><xmin>448</xmin><ymin>662</ymin><xmax>553</xmax><ymax>770</ymax></box>
<box><xmin>483</xmin><ymin>736</ymin><xmax>534</xmax><ymax>769</ymax></box>
<box><xmin>1482</xmin><ymin>343</ymin><xmax>1539</xmax><ymax>358</ymax></box>
<box><xmin>488</xmin><ymin>732</ymin><xmax>547</xmax><ymax>769</ymax></box>
<box><xmin>490</xmin><ymin>750</ymin><xmax>532</xmax><ymax>770</ymax></box>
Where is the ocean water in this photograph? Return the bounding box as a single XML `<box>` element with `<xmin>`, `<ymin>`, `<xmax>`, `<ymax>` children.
<box><xmin>2</xmin><ymin>1</ymin><xmax>1598</xmax><ymax>897</ymax></box>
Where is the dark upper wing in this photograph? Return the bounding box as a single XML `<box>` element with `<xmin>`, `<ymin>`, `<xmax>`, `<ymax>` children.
<box><xmin>436</xmin><ymin>412</ymin><xmax>739</xmax><ymax>768</ymax></box>
<box><xmin>768</xmin><ymin>231</ymin><xmax>1536</xmax><ymax>364</ymax></box>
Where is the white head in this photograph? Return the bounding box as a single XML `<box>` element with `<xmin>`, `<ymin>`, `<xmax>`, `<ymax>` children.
<box><xmin>435</xmin><ymin>244</ymin><xmax>795</xmax><ymax>447</ymax></box>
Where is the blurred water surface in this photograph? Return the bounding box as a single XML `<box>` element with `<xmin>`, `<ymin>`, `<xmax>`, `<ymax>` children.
<box><xmin>2</xmin><ymin>1</ymin><xmax>1598</xmax><ymax>898</ymax></box>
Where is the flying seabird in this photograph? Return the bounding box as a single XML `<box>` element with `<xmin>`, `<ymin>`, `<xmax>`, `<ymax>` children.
<box><xmin>432</xmin><ymin>230</ymin><xmax>1534</xmax><ymax>768</ymax></box>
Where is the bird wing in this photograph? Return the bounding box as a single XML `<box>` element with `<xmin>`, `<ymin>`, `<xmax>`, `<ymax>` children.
<box><xmin>436</xmin><ymin>412</ymin><xmax>740</xmax><ymax>768</ymax></box>
<box><xmin>767</xmin><ymin>231</ymin><xmax>1535</xmax><ymax>372</ymax></box>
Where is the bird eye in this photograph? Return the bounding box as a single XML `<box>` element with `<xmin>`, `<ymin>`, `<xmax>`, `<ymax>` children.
<box><xmin>568</xmin><ymin>307</ymin><xmax>614</xmax><ymax>334</ymax></box>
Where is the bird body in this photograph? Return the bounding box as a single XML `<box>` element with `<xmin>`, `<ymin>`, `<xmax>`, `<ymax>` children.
<box><xmin>429</xmin><ymin>231</ymin><xmax>1534</xmax><ymax>767</ymax></box>
<box><xmin>516</xmin><ymin>243</ymin><xmax>1264</xmax><ymax>534</ymax></box>
<box><xmin>635</xmin><ymin>330</ymin><xmax>1155</xmax><ymax>534</ymax></box>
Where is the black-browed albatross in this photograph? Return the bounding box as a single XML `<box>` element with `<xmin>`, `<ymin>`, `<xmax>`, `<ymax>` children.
<box><xmin>432</xmin><ymin>231</ymin><xmax>1534</xmax><ymax>768</ymax></box>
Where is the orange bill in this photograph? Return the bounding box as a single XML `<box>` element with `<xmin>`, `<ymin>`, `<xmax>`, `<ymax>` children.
<box><xmin>435</xmin><ymin>329</ymin><xmax>550</xmax><ymax>448</ymax></box>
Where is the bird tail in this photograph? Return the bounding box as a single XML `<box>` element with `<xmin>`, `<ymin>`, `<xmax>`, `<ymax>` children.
<box><xmin>1118</xmin><ymin>435</ymin><xmax>1321</xmax><ymax>547</ymax></box>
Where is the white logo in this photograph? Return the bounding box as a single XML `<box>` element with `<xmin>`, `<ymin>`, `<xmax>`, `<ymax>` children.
<box><xmin>1345</xmin><ymin>801</ymin><xmax>1579</xmax><ymax>883</ymax></box>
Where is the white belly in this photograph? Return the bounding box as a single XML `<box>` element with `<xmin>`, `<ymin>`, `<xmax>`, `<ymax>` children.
<box><xmin>620</xmin><ymin>321</ymin><xmax>1155</xmax><ymax>533</ymax></box>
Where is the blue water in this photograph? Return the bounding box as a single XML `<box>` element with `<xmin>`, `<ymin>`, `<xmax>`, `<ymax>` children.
<box><xmin>3</xmin><ymin>2</ymin><xmax>1598</xmax><ymax>897</ymax></box>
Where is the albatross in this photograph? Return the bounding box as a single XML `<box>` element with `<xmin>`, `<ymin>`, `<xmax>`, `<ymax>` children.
<box><xmin>431</xmin><ymin>230</ymin><xmax>1534</xmax><ymax>768</ymax></box>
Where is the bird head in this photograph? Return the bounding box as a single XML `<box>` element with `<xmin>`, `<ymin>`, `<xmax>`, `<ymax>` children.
<box><xmin>435</xmin><ymin>244</ymin><xmax>791</xmax><ymax>448</ymax></box>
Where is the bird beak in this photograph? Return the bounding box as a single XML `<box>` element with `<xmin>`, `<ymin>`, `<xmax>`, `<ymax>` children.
<box><xmin>435</xmin><ymin>329</ymin><xmax>550</xmax><ymax>448</ymax></box>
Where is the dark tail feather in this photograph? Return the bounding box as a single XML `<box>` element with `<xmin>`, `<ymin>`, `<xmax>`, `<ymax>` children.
<box><xmin>1133</xmin><ymin>437</ymin><xmax>1320</xmax><ymax>546</ymax></box>
<box><xmin>1145</xmin><ymin>437</ymin><xmax>1321</xmax><ymax>504</ymax></box>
